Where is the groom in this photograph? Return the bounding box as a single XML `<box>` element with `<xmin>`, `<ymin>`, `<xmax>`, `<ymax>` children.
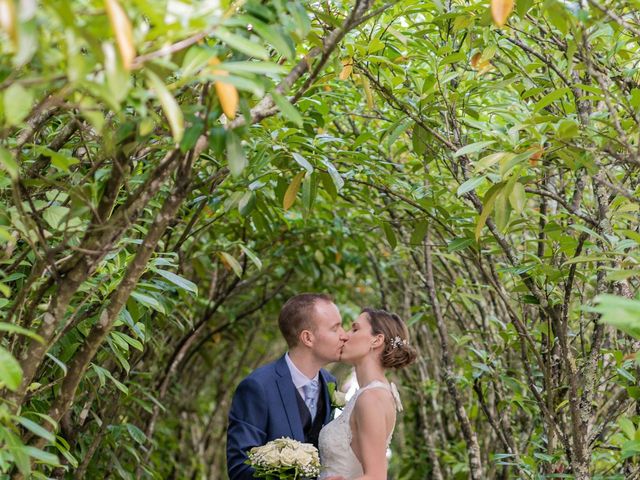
<box><xmin>226</xmin><ymin>293</ymin><xmax>348</xmax><ymax>480</ymax></box>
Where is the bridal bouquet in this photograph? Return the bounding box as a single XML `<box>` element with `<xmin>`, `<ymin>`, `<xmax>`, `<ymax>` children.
<box><xmin>247</xmin><ymin>437</ymin><xmax>321</xmax><ymax>479</ymax></box>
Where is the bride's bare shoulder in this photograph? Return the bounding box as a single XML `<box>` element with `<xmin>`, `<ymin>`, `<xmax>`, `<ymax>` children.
<box><xmin>353</xmin><ymin>388</ymin><xmax>395</xmax><ymax>414</ymax></box>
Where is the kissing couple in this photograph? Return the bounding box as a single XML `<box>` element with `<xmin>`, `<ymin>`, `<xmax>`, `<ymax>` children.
<box><xmin>226</xmin><ymin>293</ymin><xmax>417</xmax><ymax>479</ymax></box>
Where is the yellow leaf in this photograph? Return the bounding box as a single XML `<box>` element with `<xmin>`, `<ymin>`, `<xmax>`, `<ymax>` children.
<box><xmin>146</xmin><ymin>71</ymin><xmax>184</xmax><ymax>142</ymax></box>
<box><xmin>219</xmin><ymin>251</ymin><xmax>243</xmax><ymax>277</ymax></box>
<box><xmin>471</xmin><ymin>52</ymin><xmax>493</xmax><ymax>75</ymax></box>
<box><xmin>283</xmin><ymin>172</ymin><xmax>305</xmax><ymax>210</ymax></box>
<box><xmin>209</xmin><ymin>58</ymin><xmax>239</xmax><ymax>120</ymax></box>
<box><xmin>529</xmin><ymin>145</ymin><xmax>544</xmax><ymax>166</ymax></box>
<box><xmin>339</xmin><ymin>58</ymin><xmax>353</xmax><ymax>81</ymax></box>
<box><xmin>361</xmin><ymin>75</ymin><xmax>374</xmax><ymax>108</ymax></box>
<box><xmin>475</xmin><ymin>185</ymin><xmax>503</xmax><ymax>241</ymax></box>
<box><xmin>105</xmin><ymin>0</ymin><xmax>136</xmax><ymax>70</ymax></box>
<box><xmin>0</xmin><ymin>0</ymin><xmax>17</xmax><ymax>46</ymax></box>
<box><xmin>215</xmin><ymin>82</ymin><xmax>238</xmax><ymax>120</ymax></box>
<box><xmin>470</xmin><ymin>52</ymin><xmax>482</xmax><ymax>69</ymax></box>
<box><xmin>491</xmin><ymin>0</ymin><xmax>514</xmax><ymax>27</ymax></box>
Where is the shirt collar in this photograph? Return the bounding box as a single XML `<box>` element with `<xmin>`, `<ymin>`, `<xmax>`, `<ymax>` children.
<box><xmin>285</xmin><ymin>352</ymin><xmax>319</xmax><ymax>389</ymax></box>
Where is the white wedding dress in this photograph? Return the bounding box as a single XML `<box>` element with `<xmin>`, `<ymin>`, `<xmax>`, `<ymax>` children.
<box><xmin>318</xmin><ymin>380</ymin><xmax>403</xmax><ymax>479</ymax></box>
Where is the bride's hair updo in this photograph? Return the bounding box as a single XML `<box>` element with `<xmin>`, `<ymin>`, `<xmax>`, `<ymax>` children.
<box><xmin>362</xmin><ymin>308</ymin><xmax>417</xmax><ymax>369</ymax></box>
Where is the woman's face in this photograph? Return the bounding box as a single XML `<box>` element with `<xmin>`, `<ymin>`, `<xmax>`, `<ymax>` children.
<box><xmin>340</xmin><ymin>313</ymin><xmax>380</xmax><ymax>364</ymax></box>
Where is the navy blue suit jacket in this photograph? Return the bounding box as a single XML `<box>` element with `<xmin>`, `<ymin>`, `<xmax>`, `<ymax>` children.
<box><xmin>226</xmin><ymin>355</ymin><xmax>336</xmax><ymax>480</ymax></box>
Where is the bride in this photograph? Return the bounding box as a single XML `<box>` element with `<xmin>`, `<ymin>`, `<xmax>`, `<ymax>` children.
<box><xmin>318</xmin><ymin>308</ymin><xmax>417</xmax><ymax>480</ymax></box>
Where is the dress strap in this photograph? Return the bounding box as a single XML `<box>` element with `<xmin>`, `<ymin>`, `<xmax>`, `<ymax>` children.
<box><xmin>356</xmin><ymin>381</ymin><xmax>403</xmax><ymax>412</ymax></box>
<box><xmin>389</xmin><ymin>382</ymin><xmax>403</xmax><ymax>412</ymax></box>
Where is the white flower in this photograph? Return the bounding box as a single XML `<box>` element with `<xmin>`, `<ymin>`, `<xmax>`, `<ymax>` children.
<box><xmin>261</xmin><ymin>447</ymin><xmax>281</xmax><ymax>466</ymax></box>
<box><xmin>247</xmin><ymin>437</ymin><xmax>320</xmax><ymax>478</ymax></box>
<box><xmin>279</xmin><ymin>446</ymin><xmax>297</xmax><ymax>466</ymax></box>
<box><xmin>332</xmin><ymin>390</ymin><xmax>347</xmax><ymax>408</ymax></box>
<box><xmin>328</xmin><ymin>381</ymin><xmax>347</xmax><ymax>408</ymax></box>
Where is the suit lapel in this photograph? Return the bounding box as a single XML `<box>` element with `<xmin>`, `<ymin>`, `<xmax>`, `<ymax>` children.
<box><xmin>319</xmin><ymin>369</ymin><xmax>334</xmax><ymax>425</ymax></box>
<box><xmin>275</xmin><ymin>356</ymin><xmax>305</xmax><ymax>441</ymax></box>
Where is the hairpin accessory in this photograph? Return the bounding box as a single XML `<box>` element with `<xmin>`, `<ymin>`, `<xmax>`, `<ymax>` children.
<box><xmin>390</xmin><ymin>336</ymin><xmax>408</xmax><ymax>349</ymax></box>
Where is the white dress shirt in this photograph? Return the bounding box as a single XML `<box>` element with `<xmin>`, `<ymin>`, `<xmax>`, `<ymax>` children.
<box><xmin>285</xmin><ymin>352</ymin><xmax>319</xmax><ymax>401</ymax></box>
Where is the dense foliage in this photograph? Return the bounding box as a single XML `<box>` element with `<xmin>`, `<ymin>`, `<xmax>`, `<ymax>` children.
<box><xmin>1</xmin><ymin>0</ymin><xmax>639</xmax><ymax>478</ymax></box>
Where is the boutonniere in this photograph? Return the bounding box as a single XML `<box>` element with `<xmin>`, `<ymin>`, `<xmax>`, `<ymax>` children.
<box><xmin>327</xmin><ymin>382</ymin><xmax>346</xmax><ymax>409</ymax></box>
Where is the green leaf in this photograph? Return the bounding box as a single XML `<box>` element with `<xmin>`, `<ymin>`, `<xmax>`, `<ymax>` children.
<box><xmin>54</xmin><ymin>437</ymin><xmax>78</xmax><ymax>468</ymax></box>
<box><xmin>622</xmin><ymin>440</ymin><xmax>640</xmax><ymax>459</ymax></box>
<box><xmin>46</xmin><ymin>353</ymin><xmax>67</xmax><ymax>375</ymax></box>
<box><xmin>494</xmin><ymin>189</ymin><xmax>511</xmax><ymax>232</ymax></box>
<box><xmin>320</xmin><ymin>158</ymin><xmax>344</xmax><ymax>191</ymax></box>
<box><xmin>215</xmin><ymin>61</ymin><xmax>287</xmax><ymax>75</ymax></box>
<box><xmin>112</xmin><ymin>331</ymin><xmax>143</xmax><ymax>351</ymax></box>
<box><xmin>563</xmin><ymin>255</ymin><xmax>610</xmax><ymax>266</ymax></box>
<box><xmin>180</xmin><ymin>46</ymin><xmax>212</xmax><ymax>78</ymax></box>
<box><xmin>631</xmin><ymin>88</ymin><xmax>640</xmax><ymax>109</ymax></box>
<box><xmin>238</xmin><ymin>191</ymin><xmax>256</xmax><ymax>216</ymax></box>
<box><xmin>533</xmin><ymin>87</ymin><xmax>572</xmax><ymax>113</ymax></box>
<box><xmin>239</xmin><ymin>244</ymin><xmax>262</xmax><ymax>270</ymax></box>
<box><xmin>475</xmin><ymin>152</ymin><xmax>513</xmax><ymax>173</ymax></box>
<box><xmin>475</xmin><ymin>183</ymin><xmax>504</xmax><ymax>241</ymax></box>
<box><xmin>154</xmin><ymin>269</ymin><xmax>198</xmax><ymax>295</ymax></box>
<box><xmin>0</xmin><ymin>345</ymin><xmax>23</xmax><ymax>391</ymax></box>
<box><xmin>34</xmin><ymin>146</ymin><xmax>79</xmax><ymax>172</ymax></box>
<box><xmin>126</xmin><ymin>423</ymin><xmax>147</xmax><ymax>444</ymax></box>
<box><xmin>617</xmin><ymin>367</ymin><xmax>636</xmax><ymax>383</ymax></box>
<box><xmin>226</xmin><ymin>131</ymin><xmax>248</xmax><ymax>177</ymax></box>
<box><xmin>146</xmin><ymin>71</ymin><xmax>184</xmax><ymax>143</ymax></box>
<box><xmin>22</xmin><ymin>446</ymin><xmax>60</xmax><ymax>466</ymax></box>
<box><xmin>109</xmin><ymin>331</ymin><xmax>129</xmax><ymax>352</ymax></box>
<box><xmin>302</xmin><ymin>171</ymin><xmax>317</xmax><ymax>217</ymax></box>
<box><xmin>0</xmin><ymin>226</ymin><xmax>12</xmax><ymax>242</ymax></box>
<box><xmin>320</xmin><ymin>172</ymin><xmax>337</xmax><ymax>200</ymax></box>
<box><xmin>15</xmin><ymin>417</ymin><xmax>55</xmax><ymax>443</ymax></box>
<box><xmin>130</xmin><ymin>291</ymin><xmax>165</xmax><ymax>314</ymax></box>
<box><xmin>239</xmin><ymin>17</ymin><xmax>294</xmax><ymax>60</ymax></box>
<box><xmin>619</xmin><ymin>418</ymin><xmax>636</xmax><ymax>440</ymax></box>
<box><xmin>0</xmin><ymin>147</ymin><xmax>18</xmax><ymax>179</ymax></box>
<box><xmin>557</xmin><ymin>118</ymin><xmax>579</xmax><ymax>139</ymax></box>
<box><xmin>509</xmin><ymin>182</ymin><xmax>527</xmax><ymax>214</ymax></box>
<box><xmin>0</xmin><ymin>322</ymin><xmax>44</xmax><ymax>343</ymax></box>
<box><xmin>3</xmin><ymin>83</ymin><xmax>34</xmax><ymax>126</ymax></box>
<box><xmin>213</xmin><ymin>28</ymin><xmax>270</xmax><ymax>60</ymax></box>
<box><xmin>606</xmin><ymin>269</ymin><xmax>640</xmax><ymax>281</ymax></box>
<box><xmin>592</xmin><ymin>295</ymin><xmax>640</xmax><ymax>338</ymax></box>
<box><xmin>516</xmin><ymin>0</ymin><xmax>533</xmax><ymax>16</ymax></box>
<box><xmin>410</xmin><ymin>221</ymin><xmax>429</xmax><ymax>245</ymax></box>
<box><xmin>3</xmin><ymin>428</ymin><xmax>31</xmax><ymax>475</ymax></box>
<box><xmin>412</xmin><ymin>124</ymin><xmax>429</xmax><ymax>156</ymax></box>
<box><xmin>385</xmin><ymin>119</ymin><xmax>411</xmax><ymax>147</ymax></box>
<box><xmin>448</xmin><ymin>238</ymin><xmax>474</xmax><ymax>252</ymax></box>
<box><xmin>499</xmin><ymin>150</ymin><xmax>536</xmax><ymax>178</ymax></box>
<box><xmin>454</xmin><ymin>141</ymin><xmax>495</xmax><ymax>158</ymax></box>
<box><xmin>382</xmin><ymin>222</ymin><xmax>397</xmax><ymax>249</ymax></box>
<box><xmin>219</xmin><ymin>251</ymin><xmax>243</xmax><ymax>277</ymax></box>
<box><xmin>291</xmin><ymin>152</ymin><xmax>313</xmax><ymax>173</ymax></box>
<box><xmin>457</xmin><ymin>176</ymin><xmax>486</xmax><ymax>196</ymax></box>
<box><xmin>441</xmin><ymin>52</ymin><xmax>465</xmax><ymax>65</ymax></box>
<box><xmin>568</xmin><ymin>223</ymin><xmax>608</xmax><ymax>243</ymax></box>
<box><xmin>91</xmin><ymin>364</ymin><xmax>128</xmax><ymax>394</ymax></box>
<box><xmin>272</xmin><ymin>93</ymin><xmax>303</xmax><ymax>128</ymax></box>
<box><xmin>42</xmin><ymin>206</ymin><xmax>70</xmax><ymax>230</ymax></box>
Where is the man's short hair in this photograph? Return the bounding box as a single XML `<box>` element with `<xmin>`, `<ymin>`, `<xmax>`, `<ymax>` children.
<box><xmin>278</xmin><ymin>293</ymin><xmax>333</xmax><ymax>348</ymax></box>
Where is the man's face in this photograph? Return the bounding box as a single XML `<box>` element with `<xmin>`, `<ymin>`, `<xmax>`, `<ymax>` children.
<box><xmin>307</xmin><ymin>301</ymin><xmax>347</xmax><ymax>363</ymax></box>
